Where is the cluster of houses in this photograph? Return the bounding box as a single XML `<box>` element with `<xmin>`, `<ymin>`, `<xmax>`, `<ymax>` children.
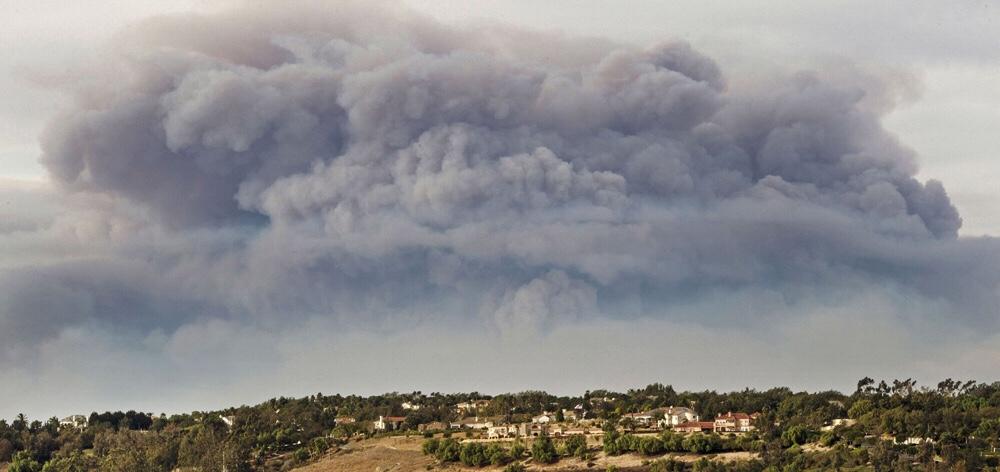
<box><xmin>359</xmin><ymin>399</ymin><xmax>764</xmax><ymax>438</ymax></box>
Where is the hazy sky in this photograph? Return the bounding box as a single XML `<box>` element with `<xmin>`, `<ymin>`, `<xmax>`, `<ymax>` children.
<box><xmin>1</xmin><ymin>0</ymin><xmax>999</xmax><ymax>421</ymax></box>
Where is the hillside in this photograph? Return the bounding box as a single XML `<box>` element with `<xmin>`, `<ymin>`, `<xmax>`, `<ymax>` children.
<box><xmin>293</xmin><ymin>436</ymin><xmax>756</xmax><ymax>472</ymax></box>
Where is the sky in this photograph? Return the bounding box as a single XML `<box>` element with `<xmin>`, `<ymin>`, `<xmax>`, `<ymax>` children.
<box><xmin>0</xmin><ymin>0</ymin><xmax>998</xmax><ymax>421</ymax></box>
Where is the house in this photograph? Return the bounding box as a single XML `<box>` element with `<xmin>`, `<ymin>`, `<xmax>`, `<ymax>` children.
<box><xmin>621</xmin><ymin>412</ymin><xmax>655</xmax><ymax>428</ymax></box>
<box><xmin>334</xmin><ymin>416</ymin><xmax>356</xmax><ymax>425</ymax></box>
<box><xmin>450</xmin><ymin>417</ymin><xmax>493</xmax><ymax>430</ymax></box>
<box><xmin>455</xmin><ymin>400</ymin><xmax>491</xmax><ymax>414</ymax></box>
<box><xmin>401</xmin><ymin>402</ymin><xmax>421</xmax><ymax>411</ymax></box>
<box><xmin>418</xmin><ymin>421</ymin><xmax>449</xmax><ymax>432</ymax></box>
<box><xmin>714</xmin><ymin>412</ymin><xmax>759</xmax><ymax>433</ymax></box>
<box><xmin>487</xmin><ymin>425</ymin><xmax>518</xmax><ymax>439</ymax></box>
<box><xmin>560</xmin><ymin>409</ymin><xmax>580</xmax><ymax>422</ymax></box>
<box><xmin>674</xmin><ymin>421</ymin><xmax>715</xmax><ymax>433</ymax></box>
<box><xmin>59</xmin><ymin>415</ymin><xmax>88</xmax><ymax>430</ymax></box>
<box><xmin>656</xmin><ymin>406</ymin><xmax>700</xmax><ymax>428</ymax></box>
<box><xmin>517</xmin><ymin>423</ymin><xmax>550</xmax><ymax>437</ymax></box>
<box><xmin>820</xmin><ymin>418</ymin><xmax>857</xmax><ymax>431</ymax></box>
<box><xmin>374</xmin><ymin>415</ymin><xmax>407</xmax><ymax>431</ymax></box>
<box><xmin>532</xmin><ymin>413</ymin><xmax>553</xmax><ymax>424</ymax></box>
<box><xmin>220</xmin><ymin>415</ymin><xmax>236</xmax><ymax>428</ymax></box>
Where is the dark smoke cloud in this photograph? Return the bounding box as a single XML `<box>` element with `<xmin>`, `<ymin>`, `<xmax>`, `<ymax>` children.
<box><xmin>1</xmin><ymin>0</ymin><xmax>997</xmax><ymax>417</ymax></box>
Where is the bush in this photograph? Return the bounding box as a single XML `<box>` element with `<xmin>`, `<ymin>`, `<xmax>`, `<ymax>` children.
<box><xmin>782</xmin><ymin>425</ymin><xmax>811</xmax><ymax>446</ymax></box>
<box><xmin>818</xmin><ymin>431</ymin><xmax>838</xmax><ymax>447</ymax></box>
<box><xmin>504</xmin><ymin>463</ymin><xmax>526</xmax><ymax>472</ymax></box>
<box><xmin>485</xmin><ymin>443</ymin><xmax>512</xmax><ymax>466</ymax></box>
<box><xmin>637</xmin><ymin>435</ymin><xmax>665</xmax><ymax>456</ymax></box>
<box><xmin>564</xmin><ymin>434</ymin><xmax>588</xmax><ymax>457</ymax></box>
<box><xmin>510</xmin><ymin>441</ymin><xmax>526</xmax><ymax>459</ymax></box>
<box><xmin>309</xmin><ymin>437</ymin><xmax>330</xmax><ymax>456</ymax></box>
<box><xmin>459</xmin><ymin>442</ymin><xmax>489</xmax><ymax>467</ymax></box>
<box><xmin>649</xmin><ymin>458</ymin><xmax>686</xmax><ymax>472</ymax></box>
<box><xmin>435</xmin><ymin>438</ymin><xmax>461</xmax><ymax>462</ymax></box>
<box><xmin>531</xmin><ymin>436</ymin><xmax>558</xmax><ymax>464</ymax></box>
<box><xmin>603</xmin><ymin>430</ymin><xmax>622</xmax><ymax>455</ymax></box>
<box><xmin>9</xmin><ymin>451</ymin><xmax>42</xmax><ymax>472</ymax></box>
<box><xmin>682</xmin><ymin>433</ymin><xmax>721</xmax><ymax>454</ymax></box>
<box><xmin>421</xmin><ymin>438</ymin><xmax>440</xmax><ymax>455</ymax></box>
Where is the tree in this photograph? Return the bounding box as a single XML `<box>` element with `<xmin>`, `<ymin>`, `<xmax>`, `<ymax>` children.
<box><xmin>9</xmin><ymin>451</ymin><xmax>42</xmax><ymax>472</ymax></box>
<box><xmin>555</xmin><ymin>409</ymin><xmax>565</xmax><ymax>423</ymax></box>
<box><xmin>459</xmin><ymin>442</ymin><xmax>488</xmax><ymax>467</ymax></box>
<box><xmin>421</xmin><ymin>438</ymin><xmax>440</xmax><ymax>455</ymax></box>
<box><xmin>564</xmin><ymin>434</ymin><xmax>587</xmax><ymax>458</ymax></box>
<box><xmin>435</xmin><ymin>438</ymin><xmax>460</xmax><ymax>462</ymax></box>
<box><xmin>531</xmin><ymin>436</ymin><xmax>558</xmax><ymax>464</ymax></box>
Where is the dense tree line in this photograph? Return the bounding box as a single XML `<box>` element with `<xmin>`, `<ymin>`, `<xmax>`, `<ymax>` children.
<box><xmin>1</xmin><ymin>378</ymin><xmax>999</xmax><ymax>470</ymax></box>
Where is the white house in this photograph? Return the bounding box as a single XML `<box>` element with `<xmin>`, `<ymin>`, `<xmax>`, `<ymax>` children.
<box><xmin>487</xmin><ymin>425</ymin><xmax>518</xmax><ymax>439</ymax></box>
<box><xmin>455</xmin><ymin>399</ymin><xmax>491</xmax><ymax>414</ymax></box>
<box><xmin>59</xmin><ymin>415</ymin><xmax>87</xmax><ymax>430</ymax></box>
<box><xmin>656</xmin><ymin>406</ymin><xmax>699</xmax><ymax>428</ymax></box>
<box><xmin>532</xmin><ymin>413</ymin><xmax>553</xmax><ymax>424</ymax></box>
<box><xmin>374</xmin><ymin>415</ymin><xmax>407</xmax><ymax>431</ymax></box>
<box><xmin>450</xmin><ymin>417</ymin><xmax>493</xmax><ymax>430</ymax></box>
<box><xmin>401</xmin><ymin>402</ymin><xmax>421</xmax><ymax>411</ymax></box>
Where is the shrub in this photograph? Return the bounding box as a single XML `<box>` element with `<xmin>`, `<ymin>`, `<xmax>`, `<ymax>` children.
<box><xmin>682</xmin><ymin>433</ymin><xmax>721</xmax><ymax>454</ymax></box>
<box><xmin>309</xmin><ymin>437</ymin><xmax>330</xmax><ymax>456</ymax></box>
<box><xmin>531</xmin><ymin>436</ymin><xmax>558</xmax><ymax>464</ymax></box>
<box><xmin>485</xmin><ymin>443</ymin><xmax>512</xmax><ymax>465</ymax></box>
<box><xmin>435</xmin><ymin>438</ymin><xmax>461</xmax><ymax>462</ymax></box>
<box><xmin>9</xmin><ymin>451</ymin><xmax>42</xmax><ymax>472</ymax></box>
<box><xmin>459</xmin><ymin>442</ymin><xmax>489</xmax><ymax>467</ymax></box>
<box><xmin>510</xmin><ymin>441</ymin><xmax>526</xmax><ymax>459</ymax></box>
<box><xmin>649</xmin><ymin>458</ymin><xmax>686</xmax><ymax>472</ymax></box>
<box><xmin>564</xmin><ymin>434</ymin><xmax>588</xmax><ymax>457</ymax></box>
<box><xmin>603</xmin><ymin>430</ymin><xmax>622</xmax><ymax>455</ymax></box>
<box><xmin>421</xmin><ymin>438</ymin><xmax>440</xmax><ymax>455</ymax></box>
<box><xmin>504</xmin><ymin>463</ymin><xmax>527</xmax><ymax>472</ymax></box>
<box><xmin>637</xmin><ymin>435</ymin><xmax>665</xmax><ymax>456</ymax></box>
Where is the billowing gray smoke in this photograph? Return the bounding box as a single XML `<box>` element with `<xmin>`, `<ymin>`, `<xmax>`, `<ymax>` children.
<box><xmin>1</xmin><ymin>1</ymin><xmax>997</xmax><ymax>416</ymax></box>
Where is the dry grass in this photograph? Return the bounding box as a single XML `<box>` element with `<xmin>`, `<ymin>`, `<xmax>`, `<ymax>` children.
<box><xmin>293</xmin><ymin>436</ymin><xmax>758</xmax><ymax>472</ymax></box>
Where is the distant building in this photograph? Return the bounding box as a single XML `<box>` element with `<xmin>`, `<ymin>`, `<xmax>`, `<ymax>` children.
<box><xmin>455</xmin><ymin>399</ymin><xmax>491</xmax><ymax>414</ymax></box>
<box><xmin>220</xmin><ymin>415</ymin><xmax>236</xmax><ymax>428</ymax></box>
<box><xmin>374</xmin><ymin>416</ymin><xmax>407</xmax><ymax>431</ymax></box>
<box><xmin>59</xmin><ymin>415</ymin><xmax>88</xmax><ymax>430</ymax></box>
<box><xmin>517</xmin><ymin>423</ymin><xmax>550</xmax><ymax>437</ymax></box>
<box><xmin>656</xmin><ymin>406</ymin><xmax>699</xmax><ymax>428</ymax></box>
<box><xmin>335</xmin><ymin>416</ymin><xmax>356</xmax><ymax>425</ymax></box>
<box><xmin>714</xmin><ymin>412</ymin><xmax>759</xmax><ymax>433</ymax></box>
<box><xmin>621</xmin><ymin>412</ymin><xmax>655</xmax><ymax>428</ymax></box>
<box><xmin>532</xmin><ymin>413</ymin><xmax>553</xmax><ymax>424</ymax></box>
<box><xmin>401</xmin><ymin>402</ymin><xmax>421</xmax><ymax>411</ymax></box>
<box><xmin>820</xmin><ymin>418</ymin><xmax>857</xmax><ymax>431</ymax></box>
<box><xmin>418</xmin><ymin>421</ymin><xmax>449</xmax><ymax>432</ymax></box>
<box><xmin>488</xmin><ymin>425</ymin><xmax>518</xmax><ymax>439</ymax></box>
<box><xmin>674</xmin><ymin>421</ymin><xmax>715</xmax><ymax>433</ymax></box>
<box><xmin>450</xmin><ymin>417</ymin><xmax>494</xmax><ymax>430</ymax></box>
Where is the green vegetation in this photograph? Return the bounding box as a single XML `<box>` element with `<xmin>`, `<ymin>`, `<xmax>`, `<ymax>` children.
<box><xmin>2</xmin><ymin>378</ymin><xmax>1000</xmax><ymax>470</ymax></box>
